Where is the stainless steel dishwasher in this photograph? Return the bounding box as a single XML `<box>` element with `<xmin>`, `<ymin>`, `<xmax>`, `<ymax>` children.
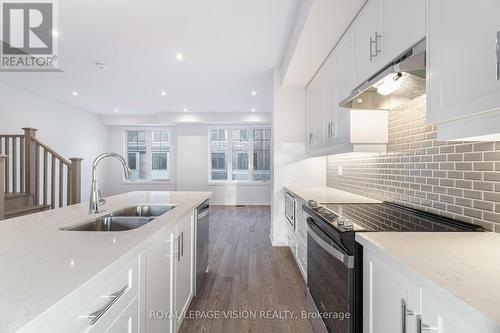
<box><xmin>194</xmin><ymin>200</ymin><xmax>209</xmax><ymax>296</ymax></box>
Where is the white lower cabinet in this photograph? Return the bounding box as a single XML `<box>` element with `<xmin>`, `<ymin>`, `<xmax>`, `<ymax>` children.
<box><xmin>142</xmin><ymin>213</ymin><xmax>194</xmax><ymax>333</ymax></box>
<box><xmin>174</xmin><ymin>214</ymin><xmax>194</xmax><ymax>329</ymax></box>
<box><xmin>364</xmin><ymin>247</ymin><xmax>420</xmax><ymax>333</ymax></box>
<box><xmin>142</xmin><ymin>225</ymin><xmax>175</xmax><ymax>333</ymax></box>
<box><xmin>364</xmin><ymin>244</ymin><xmax>499</xmax><ymax>333</ymax></box>
<box><xmin>286</xmin><ymin>195</ymin><xmax>307</xmax><ymax>282</ymax></box>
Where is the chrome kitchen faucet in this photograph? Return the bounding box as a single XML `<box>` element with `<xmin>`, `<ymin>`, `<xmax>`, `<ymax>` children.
<box><xmin>89</xmin><ymin>153</ymin><xmax>133</xmax><ymax>214</ymax></box>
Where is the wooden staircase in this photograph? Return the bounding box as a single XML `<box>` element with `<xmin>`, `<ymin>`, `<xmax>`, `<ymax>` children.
<box><xmin>0</xmin><ymin>128</ymin><xmax>82</xmax><ymax>221</ymax></box>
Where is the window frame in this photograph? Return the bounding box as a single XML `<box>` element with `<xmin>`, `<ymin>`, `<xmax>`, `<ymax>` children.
<box><xmin>122</xmin><ymin>127</ymin><xmax>176</xmax><ymax>184</ymax></box>
<box><xmin>207</xmin><ymin>125</ymin><xmax>271</xmax><ymax>185</ymax></box>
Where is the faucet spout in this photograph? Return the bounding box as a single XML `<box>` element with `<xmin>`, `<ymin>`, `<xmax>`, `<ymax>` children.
<box><xmin>89</xmin><ymin>153</ymin><xmax>133</xmax><ymax>214</ymax></box>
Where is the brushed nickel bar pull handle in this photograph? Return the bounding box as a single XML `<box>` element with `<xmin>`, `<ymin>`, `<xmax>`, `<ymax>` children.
<box><xmin>416</xmin><ymin>315</ymin><xmax>438</xmax><ymax>332</ymax></box>
<box><xmin>496</xmin><ymin>31</ymin><xmax>500</xmax><ymax>80</ymax></box>
<box><xmin>401</xmin><ymin>299</ymin><xmax>407</xmax><ymax>333</ymax></box>
<box><xmin>84</xmin><ymin>285</ymin><xmax>127</xmax><ymax>325</ymax></box>
<box><xmin>370</xmin><ymin>36</ymin><xmax>375</xmax><ymax>61</ymax></box>
<box><xmin>177</xmin><ymin>235</ymin><xmax>181</xmax><ymax>261</ymax></box>
<box><xmin>181</xmin><ymin>231</ymin><xmax>184</xmax><ymax>257</ymax></box>
<box><xmin>375</xmin><ymin>31</ymin><xmax>382</xmax><ymax>57</ymax></box>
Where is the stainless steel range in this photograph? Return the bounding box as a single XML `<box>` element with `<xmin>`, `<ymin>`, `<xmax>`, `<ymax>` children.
<box><xmin>303</xmin><ymin>201</ymin><xmax>485</xmax><ymax>333</ymax></box>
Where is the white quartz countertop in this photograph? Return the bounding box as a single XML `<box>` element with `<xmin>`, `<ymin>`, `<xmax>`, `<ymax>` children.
<box><xmin>0</xmin><ymin>191</ymin><xmax>211</xmax><ymax>333</ymax></box>
<box><xmin>356</xmin><ymin>232</ymin><xmax>500</xmax><ymax>327</ymax></box>
<box><xmin>284</xmin><ymin>185</ymin><xmax>381</xmax><ymax>204</ymax></box>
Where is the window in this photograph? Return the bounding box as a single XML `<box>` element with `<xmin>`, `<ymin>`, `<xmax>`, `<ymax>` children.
<box><xmin>209</xmin><ymin>127</ymin><xmax>271</xmax><ymax>182</ymax></box>
<box><xmin>126</xmin><ymin>128</ymin><xmax>173</xmax><ymax>181</ymax></box>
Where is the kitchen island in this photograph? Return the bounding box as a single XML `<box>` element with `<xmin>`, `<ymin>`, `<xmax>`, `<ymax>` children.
<box><xmin>0</xmin><ymin>191</ymin><xmax>211</xmax><ymax>333</ymax></box>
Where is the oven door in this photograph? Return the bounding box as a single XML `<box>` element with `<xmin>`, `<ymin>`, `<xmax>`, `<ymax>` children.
<box><xmin>307</xmin><ymin>218</ymin><xmax>355</xmax><ymax>333</ymax></box>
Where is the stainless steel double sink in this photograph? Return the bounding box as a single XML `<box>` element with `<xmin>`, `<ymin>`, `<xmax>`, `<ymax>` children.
<box><xmin>60</xmin><ymin>205</ymin><xmax>176</xmax><ymax>232</ymax></box>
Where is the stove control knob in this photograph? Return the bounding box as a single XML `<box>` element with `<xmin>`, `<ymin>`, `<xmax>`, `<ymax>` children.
<box><xmin>308</xmin><ymin>200</ymin><xmax>318</xmax><ymax>208</ymax></box>
<box><xmin>337</xmin><ymin>216</ymin><xmax>348</xmax><ymax>226</ymax></box>
<box><xmin>344</xmin><ymin>222</ymin><xmax>354</xmax><ymax>230</ymax></box>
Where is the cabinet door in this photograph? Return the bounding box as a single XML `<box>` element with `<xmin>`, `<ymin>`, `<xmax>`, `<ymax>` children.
<box><xmin>143</xmin><ymin>228</ymin><xmax>175</xmax><ymax>333</ymax></box>
<box><xmin>419</xmin><ymin>289</ymin><xmax>498</xmax><ymax>333</ymax></box>
<box><xmin>381</xmin><ymin>0</ymin><xmax>425</xmax><ymax>64</ymax></box>
<box><xmin>313</xmin><ymin>68</ymin><xmax>326</xmax><ymax>149</ymax></box>
<box><xmin>175</xmin><ymin>214</ymin><xmax>194</xmax><ymax>328</ymax></box>
<box><xmin>428</xmin><ymin>0</ymin><xmax>500</xmax><ymax>124</ymax></box>
<box><xmin>364</xmin><ymin>249</ymin><xmax>421</xmax><ymax>333</ymax></box>
<box><xmin>323</xmin><ymin>52</ymin><xmax>337</xmax><ymax>146</ymax></box>
<box><xmin>353</xmin><ymin>0</ymin><xmax>381</xmax><ymax>87</ymax></box>
<box><xmin>104</xmin><ymin>297</ymin><xmax>139</xmax><ymax>333</ymax></box>
<box><xmin>306</xmin><ymin>83</ymin><xmax>315</xmax><ymax>152</ymax></box>
<box><xmin>335</xmin><ymin>31</ymin><xmax>354</xmax><ymax>146</ymax></box>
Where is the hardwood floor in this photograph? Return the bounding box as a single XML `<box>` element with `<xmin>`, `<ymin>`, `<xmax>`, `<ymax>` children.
<box><xmin>179</xmin><ymin>205</ymin><xmax>315</xmax><ymax>333</ymax></box>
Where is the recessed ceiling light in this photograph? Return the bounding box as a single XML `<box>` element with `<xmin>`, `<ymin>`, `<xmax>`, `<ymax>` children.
<box><xmin>251</xmin><ymin>91</ymin><xmax>257</xmax><ymax>96</ymax></box>
<box><xmin>161</xmin><ymin>91</ymin><xmax>166</xmax><ymax>96</ymax></box>
<box><xmin>183</xmin><ymin>108</ymin><xmax>188</xmax><ymax>112</ymax></box>
<box><xmin>251</xmin><ymin>108</ymin><xmax>256</xmax><ymax>112</ymax></box>
<box><xmin>72</xmin><ymin>91</ymin><xmax>78</xmax><ymax>96</ymax></box>
<box><xmin>52</xmin><ymin>29</ymin><xmax>59</xmax><ymax>37</ymax></box>
<box><xmin>95</xmin><ymin>62</ymin><xmax>107</xmax><ymax>70</ymax></box>
<box><xmin>114</xmin><ymin>108</ymin><xmax>119</xmax><ymax>113</ymax></box>
<box><xmin>176</xmin><ymin>53</ymin><xmax>184</xmax><ymax>61</ymax></box>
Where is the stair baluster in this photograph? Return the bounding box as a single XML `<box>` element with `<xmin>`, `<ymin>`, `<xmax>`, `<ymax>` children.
<box><xmin>0</xmin><ymin>128</ymin><xmax>82</xmax><ymax>220</ymax></box>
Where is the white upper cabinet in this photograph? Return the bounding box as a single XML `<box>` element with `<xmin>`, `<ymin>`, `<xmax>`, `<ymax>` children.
<box><xmin>352</xmin><ymin>0</ymin><xmax>382</xmax><ymax>87</ymax></box>
<box><xmin>380</xmin><ymin>0</ymin><xmax>425</xmax><ymax>63</ymax></box>
<box><xmin>352</xmin><ymin>0</ymin><xmax>425</xmax><ymax>89</ymax></box>
<box><xmin>427</xmin><ymin>0</ymin><xmax>500</xmax><ymax>129</ymax></box>
<box><xmin>323</xmin><ymin>52</ymin><xmax>338</xmax><ymax>146</ymax></box>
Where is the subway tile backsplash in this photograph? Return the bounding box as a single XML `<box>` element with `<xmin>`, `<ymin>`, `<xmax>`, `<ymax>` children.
<box><xmin>326</xmin><ymin>95</ymin><xmax>500</xmax><ymax>232</ymax></box>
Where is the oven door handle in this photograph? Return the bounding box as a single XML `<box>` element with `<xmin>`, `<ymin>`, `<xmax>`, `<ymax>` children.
<box><xmin>308</xmin><ymin>226</ymin><xmax>354</xmax><ymax>268</ymax></box>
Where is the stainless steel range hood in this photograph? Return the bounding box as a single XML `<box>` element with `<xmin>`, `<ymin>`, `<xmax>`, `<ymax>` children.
<box><xmin>340</xmin><ymin>39</ymin><xmax>426</xmax><ymax>110</ymax></box>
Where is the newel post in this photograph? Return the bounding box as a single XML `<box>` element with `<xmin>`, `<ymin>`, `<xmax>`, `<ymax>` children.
<box><xmin>22</xmin><ymin>128</ymin><xmax>38</xmax><ymax>196</ymax></box>
<box><xmin>0</xmin><ymin>155</ymin><xmax>6</xmax><ymax>220</ymax></box>
<box><xmin>69</xmin><ymin>158</ymin><xmax>82</xmax><ymax>205</ymax></box>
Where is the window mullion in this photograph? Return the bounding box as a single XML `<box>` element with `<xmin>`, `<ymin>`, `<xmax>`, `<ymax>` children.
<box><xmin>249</xmin><ymin>129</ymin><xmax>254</xmax><ymax>181</ymax></box>
<box><xmin>227</xmin><ymin>129</ymin><xmax>232</xmax><ymax>181</ymax></box>
<box><xmin>146</xmin><ymin>131</ymin><xmax>153</xmax><ymax>180</ymax></box>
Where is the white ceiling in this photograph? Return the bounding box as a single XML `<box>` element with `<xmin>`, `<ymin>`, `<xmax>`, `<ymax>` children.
<box><xmin>0</xmin><ymin>0</ymin><xmax>301</xmax><ymax>114</ymax></box>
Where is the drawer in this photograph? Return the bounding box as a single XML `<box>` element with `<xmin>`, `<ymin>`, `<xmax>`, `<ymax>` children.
<box><xmin>19</xmin><ymin>255</ymin><xmax>139</xmax><ymax>333</ymax></box>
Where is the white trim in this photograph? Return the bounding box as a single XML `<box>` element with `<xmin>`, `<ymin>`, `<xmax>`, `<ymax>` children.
<box><xmin>207</xmin><ymin>125</ymin><xmax>271</xmax><ymax>184</ymax></box>
<box><xmin>120</xmin><ymin>126</ymin><xmax>176</xmax><ymax>183</ymax></box>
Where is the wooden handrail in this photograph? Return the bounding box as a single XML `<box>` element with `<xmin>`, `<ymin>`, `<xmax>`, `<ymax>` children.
<box><xmin>31</xmin><ymin>137</ymin><xmax>71</xmax><ymax>167</ymax></box>
<box><xmin>0</xmin><ymin>128</ymin><xmax>83</xmax><ymax>214</ymax></box>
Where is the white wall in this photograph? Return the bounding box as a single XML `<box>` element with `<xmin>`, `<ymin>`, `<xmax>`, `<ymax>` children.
<box><xmin>104</xmin><ymin>124</ymin><xmax>272</xmax><ymax>205</ymax></box>
<box><xmin>271</xmin><ymin>69</ymin><xmax>326</xmax><ymax>246</ymax></box>
<box><xmin>0</xmin><ymin>83</ymin><xmax>107</xmax><ymax>201</ymax></box>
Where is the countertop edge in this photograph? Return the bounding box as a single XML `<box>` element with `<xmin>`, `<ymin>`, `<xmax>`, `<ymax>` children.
<box><xmin>283</xmin><ymin>185</ymin><xmax>381</xmax><ymax>204</ymax></box>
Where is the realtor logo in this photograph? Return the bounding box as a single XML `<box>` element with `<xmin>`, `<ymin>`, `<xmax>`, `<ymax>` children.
<box><xmin>0</xmin><ymin>0</ymin><xmax>61</xmax><ymax>71</ymax></box>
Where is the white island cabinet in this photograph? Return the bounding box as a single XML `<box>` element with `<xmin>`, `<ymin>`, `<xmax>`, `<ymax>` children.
<box><xmin>142</xmin><ymin>212</ymin><xmax>194</xmax><ymax>333</ymax></box>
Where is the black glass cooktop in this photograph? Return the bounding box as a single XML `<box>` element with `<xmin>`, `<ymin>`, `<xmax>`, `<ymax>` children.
<box><xmin>313</xmin><ymin>202</ymin><xmax>485</xmax><ymax>232</ymax></box>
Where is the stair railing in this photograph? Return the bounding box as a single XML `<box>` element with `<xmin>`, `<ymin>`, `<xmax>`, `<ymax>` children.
<box><xmin>0</xmin><ymin>128</ymin><xmax>82</xmax><ymax>210</ymax></box>
<box><xmin>0</xmin><ymin>155</ymin><xmax>5</xmax><ymax>220</ymax></box>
